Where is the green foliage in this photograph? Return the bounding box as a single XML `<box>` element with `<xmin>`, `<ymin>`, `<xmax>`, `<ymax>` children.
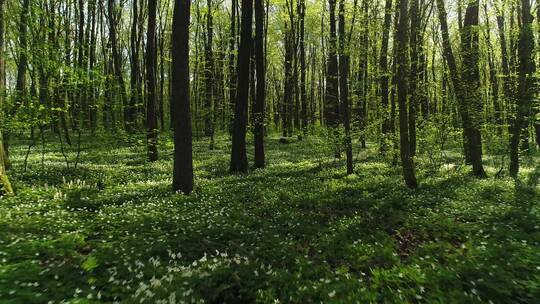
<box><xmin>0</xmin><ymin>134</ymin><xmax>539</xmax><ymax>303</ymax></box>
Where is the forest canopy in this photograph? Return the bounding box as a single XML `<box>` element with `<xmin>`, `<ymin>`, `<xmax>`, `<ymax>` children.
<box><xmin>0</xmin><ymin>0</ymin><xmax>539</xmax><ymax>302</ymax></box>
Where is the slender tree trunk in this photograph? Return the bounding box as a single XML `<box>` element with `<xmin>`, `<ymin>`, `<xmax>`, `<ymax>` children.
<box><xmin>107</xmin><ymin>0</ymin><xmax>128</xmax><ymax>131</ymax></box>
<box><xmin>228</xmin><ymin>0</ymin><xmax>238</xmax><ymax>135</ymax></box>
<box><xmin>408</xmin><ymin>0</ymin><xmax>420</xmax><ymax>156</ymax></box>
<box><xmin>299</xmin><ymin>0</ymin><xmax>308</xmax><ymax>133</ymax></box>
<box><xmin>380</xmin><ymin>0</ymin><xmax>393</xmax><ymax>138</ymax></box>
<box><xmin>283</xmin><ymin>26</ymin><xmax>293</xmax><ymax>137</ymax></box>
<box><xmin>204</xmin><ymin>0</ymin><xmax>215</xmax><ymax>144</ymax></box>
<box><xmin>397</xmin><ymin>0</ymin><xmax>418</xmax><ymax>189</ymax></box>
<box><xmin>339</xmin><ymin>0</ymin><xmax>353</xmax><ymax>174</ymax></box>
<box><xmin>172</xmin><ymin>0</ymin><xmax>194</xmax><ymax>194</ymax></box>
<box><xmin>128</xmin><ymin>0</ymin><xmax>141</xmax><ymax>132</ymax></box>
<box><xmin>146</xmin><ymin>0</ymin><xmax>159</xmax><ymax>162</ymax></box>
<box><xmin>14</xmin><ymin>0</ymin><xmax>30</xmax><ymax>112</ymax></box>
<box><xmin>325</xmin><ymin>0</ymin><xmax>340</xmax><ymax>128</ymax></box>
<box><xmin>254</xmin><ymin>0</ymin><xmax>266</xmax><ymax>169</ymax></box>
<box><xmin>230</xmin><ymin>0</ymin><xmax>253</xmax><ymax>173</ymax></box>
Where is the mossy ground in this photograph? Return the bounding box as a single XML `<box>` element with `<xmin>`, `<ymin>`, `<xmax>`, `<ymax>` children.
<box><xmin>1</xmin><ymin>132</ymin><xmax>539</xmax><ymax>303</ymax></box>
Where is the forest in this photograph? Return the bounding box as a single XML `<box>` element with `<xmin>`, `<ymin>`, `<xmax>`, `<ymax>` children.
<box><xmin>0</xmin><ymin>0</ymin><xmax>539</xmax><ymax>302</ymax></box>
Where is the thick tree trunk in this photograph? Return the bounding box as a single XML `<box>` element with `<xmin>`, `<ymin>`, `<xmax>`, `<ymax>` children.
<box><xmin>230</xmin><ymin>0</ymin><xmax>253</xmax><ymax>173</ymax></box>
<box><xmin>0</xmin><ymin>0</ymin><xmax>12</xmax><ymax>195</ymax></box>
<box><xmin>396</xmin><ymin>0</ymin><xmax>418</xmax><ymax>189</ymax></box>
<box><xmin>509</xmin><ymin>0</ymin><xmax>535</xmax><ymax>177</ymax></box>
<box><xmin>172</xmin><ymin>0</ymin><xmax>194</xmax><ymax>194</ymax></box>
<box><xmin>460</xmin><ymin>0</ymin><xmax>486</xmax><ymax>178</ymax></box>
<box><xmin>436</xmin><ymin>0</ymin><xmax>486</xmax><ymax>178</ymax></box>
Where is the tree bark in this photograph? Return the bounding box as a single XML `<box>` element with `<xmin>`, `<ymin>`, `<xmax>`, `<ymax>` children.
<box><xmin>172</xmin><ymin>0</ymin><xmax>194</xmax><ymax>194</ymax></box>
<box><xmin>0</xmin><ymin>0</ymin><xmax>12</xmax><ymax>195</ymax></box>
<box><xmin>254</xmin><ymin>0</ymin><xmax>266</xmax><ymax>169</ymax></box>
<box><xmin>324</xmin><ymin>0</ymin><xmax>340</xmax><ymax>128</ymax></box>
<box><xmin>436</xmin><ymin>0</ymin><xmax>486</xmax><ymax>178</ymax></box>
<box><xmin>146</xmin><ymin>0</ymin><xmax>159</xmax><ymax>162</ymax></box>
<box><xmin>509</xmin><ymin>0</ymin><xmax>535</xmax><ymax>177</ymax></box>
<box><xmin>380</xmin><ymin>0</ymin><xmax>393</xmax><ymax>137</ymax></box>
<box><xmin>396</xmin><ymin>0</ymin><xmax>418</xmax><ymax>189</ymax></box>
<box><xmin>339</xmin><ymin>0</ymin><xmax>353</xmax><ymax>174</ymax></box>
<box><xmin>230</xmin><ymin>0</ymin><xmax>253</xmax><ymax>173</ymax></box>
<box><xmin>107</xmin><ymin>0</ymin><xmax>128</xmax><ymax>132</ymax></box>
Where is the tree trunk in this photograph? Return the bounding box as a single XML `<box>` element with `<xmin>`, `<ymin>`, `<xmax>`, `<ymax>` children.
<box><xmin>396</xmin><ymin>0</ymin><xmax>418</xmax><ymax>189</ymax></box>
<box><xmin>408</xmin><ymin>0</ymin><xmax>420</xmax><ymax>156</ymax></box>
<box><xmin>107</xmin><ymin>0</ymin><xmax>128</xmax><ymax>131</ymax></box>
<box><xmin>254</xmin><ymin>0</ymin><xmax>266</xmax><ymax>169</ymax></box>
<box><xmin>230</xmin><ymin>0</ymin><xmax>253</xmax><ymax>173</ymax></box>
<box><xmin>204</xmin><ymin>0</ymin><xmax>215</xmax><ymax>143</ymax></box>
<box><xmin>509</xmin><ymin>0</ymin><xmax>535</xmax><ymax>177</ymax></box>
<box><xmin>146</xmin><ymin>0</ymin><xmax>159</xmax><ymax>162</ymax></box>
<box><xmin>128</xmin><ymin>0</ymin><xmax>141</xmax><ymax>132</ymax></box>
<box><xmin>172</xmin><ymin>0</ymin><xmax>194</xmax><ymax>194</ymax></box>
<box><xmin>325</xmin><ymin>0</ymin><xmax>339</xmax><ymax>128</ymax></box>
<box><xmin>380</xmin><ymin>0</ymin><xmax>392</xmax><ymax>137</ymax></box>
<box><xmin>299</xmin><ymin>0</ymin><xmax>308</xmax><ymax>133</ymax></box>
<box><xmin>0</xmin><ymin>0</ymin><xmax>12</xmax><ymax>195</ymax></box>
<box><xmin>460</xmin><ymin>0</ymin><xmax>486</xmax><ymax>177</ymax></box>
<box><xmin>339</xmin><ymin>0</ymin><xmax>353</xmax><ymax>174</ymax></box>
<box><xmin>436</xmin><ymin>0</ymin><xmax>486</xmax><ymax>178</ymax></box>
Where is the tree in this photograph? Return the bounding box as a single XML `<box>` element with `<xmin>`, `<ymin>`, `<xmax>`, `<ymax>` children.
<box><xmin>460</xmin><ymin>0</ymin><xmax>486</xmax><ymax>178</ymax></box>
<box><xmin>436</xmin><ymin>0</ymin><xmax>486</xmax><ymax>178</ymax></box>
<box><xmin>325</xmin><ymin>0</ymin><xmax>340</xmax><ymax>129</ymax></box>
<box><xmin>128</xmin><ymin>0</ymin><xmax>142</xmax><ymax>131</ymax></box>
<box><xmin>254</xmin><ymin>0</ymin><xmax>266</xmax><ymax>169</ymax></box>
<box><xmin>0</xmin><ymin>0</ymin><xmax>12</xmax><ymax>195</ymax></box>
<box><xmin>509</xmin><ymin>0</ymin><xmax>535</xmax><ymax>177</ymax></box>
<box><xmin>338</xmin><ymin>0</ymin><xmax>353</xmax><ymax>174</ymax></box>
<box><xmin>172</xmin><ymin>0</ymin><xmax>194</xmax><ymax>194</ymax></box>
<box><xmin>408</xmin><ymin>0</ymin><xmax>420</xmax><ymax>156</ymax></box>
<box><xmin>379</xmin><ymin>0</ymin><xmax>393</xmax><ymax>138</ymax></box>
<box><xmin>146</xmin><ymin>0</ymin><xmax>159</xmax><ymax>162</ymax></box>
<box><xmin>230</xmin><ymin>0</ymin><xmax>253</xmax><ymax>173</ymax></box>
<box><xmin>107</xmin><ymin>0</ymin><xmax>129</xmax><ymax>132</ymax></box>
<box><xmin>204</xmin><ymin>0</ymin><xmax>215</xmax><ymax>145</ymax></box>
<box><xmin>396</xmin><ymin>0</ymin><xmax>418</xmax><ymax>189</ymax></box>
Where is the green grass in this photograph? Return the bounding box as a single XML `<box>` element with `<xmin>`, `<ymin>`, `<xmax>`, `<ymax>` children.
<box><xmin>0</xmin><ymin>132</ymin><xmax>539</xmax><ymax>303</ymax></box>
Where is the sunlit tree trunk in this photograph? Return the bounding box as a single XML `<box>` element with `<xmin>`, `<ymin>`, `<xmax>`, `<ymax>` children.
<box><xmin>0</xmin><ymin>0</ymin><xmax>12</xmax><ymax>195</ymax></box>
<box><xmin>396</xmin><ymin>0</ymin><xmax>418</xmax><ymax>189</ymax></box>
<box><xmin>436</xmin><ymin>0</ymin><xmax>486</xmax><ymax>178</ymax></box>
<box><xmin>509</xmin><ymin>0</ymin><xmax>535</xmax><ymax>177</ymax></box>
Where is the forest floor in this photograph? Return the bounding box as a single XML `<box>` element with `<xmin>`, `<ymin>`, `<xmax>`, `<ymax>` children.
<box><xmin>1</xmin><ymin>133</ymin><xmax>539</xmax><ymax>303</ymax></box>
